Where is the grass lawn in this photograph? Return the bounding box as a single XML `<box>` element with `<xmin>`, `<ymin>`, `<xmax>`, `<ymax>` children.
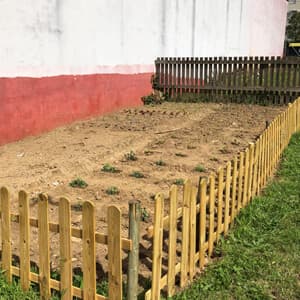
<box><xmin>172</xmin><ymin>132</ymin><xmax>300</xmax><ymax>300</ymax></box>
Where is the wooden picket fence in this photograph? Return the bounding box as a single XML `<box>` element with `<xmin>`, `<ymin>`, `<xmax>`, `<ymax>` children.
<box><xmin>145</xmin><ymin>98</ymin><xmax>300</xmax><ymax>299</ymax></box>
<box><xmin>0</xmin><ymin>191</ymin><xmax>132</xmax><ymax>299</ymax></box>
<box><xmin>155</xmin><ymin>56</ymin><xmax>300</xmax><ymax>104</ymax></box>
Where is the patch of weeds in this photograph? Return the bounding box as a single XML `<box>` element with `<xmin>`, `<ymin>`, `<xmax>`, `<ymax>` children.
<box><xmin>105</xmin><ymin>186</ymin><xmax>120</xmax><ymax>195</ymax></box>
<box><xmin>97</xmin><ymin>280</ymin><xmax>109</xmax><ymax>297</ymax></box>
<box><xmin>141</xmin><ymin>207</ymin><xmax>150</xmax><ymax>222</ymax></box>
<box><xmin>69</xmin><ymin>178</ymin><xmax>88</xmax><ymax>188</ymax></box>
<box><xmin>130</xmin><ymin>171</ymin><xmax>145</xmax><ymax>178</ymax></box>
<box><xmin>175</xmin><ymin>152</ymin><xmax>188</xmax><ymax>157</ymax></box>
<box><xmin>124</xmin><ymin>151</ymin><xmax>137</xmax><ymax>161</ymax></box>
<box><xmin>174</xmin><ymin>178</ymin><xmax>185</xmax><ymax>186</ymax></box>
<box><xmin>155</xmin><ymin>159</ymin><xmax>166</xmax><ymax>166</ymax></box>
<box><xmin>101</xmin><ymin>163</ymin><xmax>120</xmax><ymax>173</ymax></box>
<box><xmin>194</xmin><ymin>164</ymin><xmax>206</xmax><ymax>172</ymax></box>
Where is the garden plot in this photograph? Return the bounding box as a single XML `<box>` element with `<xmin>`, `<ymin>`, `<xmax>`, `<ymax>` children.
<box><xmin>0</xmin><ymin>102</ymin><xmax>284</xmax><ymax>281</ymax></box>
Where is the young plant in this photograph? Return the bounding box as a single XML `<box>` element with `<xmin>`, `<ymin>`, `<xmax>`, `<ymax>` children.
<box><xmin>174</xmin><ymin>178</ymin><xmax>185</xmax><ymax>186</ymax></box>
<box><xmin>124</xmin><ymin>150</ymin><xmax>137</xmax><ymax>161</ymax></box>
<box><xmin>101</xmin><ymin>163</ymin><xmax>119</xmax><ymax>173</ymax></box>
<box><xmin>155</xmin><ymin>159</ymin><xmax>166</xmax><ymax>166</ymax></box>
<box><xmin>69</xmin><ymin>178</ymin><xmax>88</xmax><ymax>188</ymax></box>
<box><xmin>194</xmin><ymin>164</ymin><xmax>206</xmax><ymax>172</ymax></box>
<box><xmin>130</xmin><ymin>171</ymin><xmax>145</xmax><ymax>178</ymax></box>
<box><xmin>105</xmin><ymin>186</ymin><xmax>120</xmax><ymax>195</ymax></box>
<box><xmin>141</xmin><ymin>207</ymin><xmax>150</xmax><ymax>222</ymax></box>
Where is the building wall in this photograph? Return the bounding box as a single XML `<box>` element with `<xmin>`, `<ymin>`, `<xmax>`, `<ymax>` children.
<box><xmin>0</xmin><ymin>0</ymin><xmax>288</xmax><ymax>145</ymax></box>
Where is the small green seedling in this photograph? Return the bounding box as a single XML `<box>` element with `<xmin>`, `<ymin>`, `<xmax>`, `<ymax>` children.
<box><xmin>101</xmin><ymin>163</ymin><xmax>119</xmax><ymax>173</ymax></box>
<box><xmin>106</xmin><ymin>186</ymin><xmax>120</xmax><ymax>195</ymax></box>
<box><xmin>155</xmin><ymin>160</ymin><xmax>166</xmax><ymax>166</ymax></box>
<box><xmin>174</xmin><ymin>178</ymin><xmax>185</xmax><ymax>185</ymax></box>
<box><xmin>141</xmin><ymin>207</ymin><xmax>150</xmax><ymax>222</ymax></box>
<box><xmin>124</xmin><ymin>151</ymin><xmax>137</xmax><ymax>161</ymax></box>
<box><xmin>194</xmin><ymin>164</ymin><xmax>206</xmax><ymax>172</ymax></box>
<box><xmin>130</xmin><ymin>171</ymin><xmax>145</xmax><ymax>178</ymax></box>
<box><xmin>69</xmin><ymin>178</ymin><xmax>88</xmax><ymax>188</ymax></box>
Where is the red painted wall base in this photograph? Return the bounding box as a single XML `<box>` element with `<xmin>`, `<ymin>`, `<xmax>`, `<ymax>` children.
<box><xmin>0</xmin><ymin>73</ymin><xmax>152</xmax><ymax>145</ymax></box>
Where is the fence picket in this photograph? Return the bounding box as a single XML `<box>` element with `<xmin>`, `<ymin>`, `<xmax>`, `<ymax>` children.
<box><xmin>19</xmin><ymin>190</ymin><xmax>30</xmax><ymax>291</ymax></box>
<box><xmin>59</xmin><ymin>197</ymin><xmax>72</xmax><ymax>299</ymax></box>
<box><xmin>167</xmin><ymin>186</ymin><xmax>178</xmax><ymax>296</ymax></box>
<box><xmin>189</xmin><ymin>187</ymin><xmax>197</xmax><ymax>279</ymax></box>
<box><xmin>82</xmin><ymin>201</ymin><xmax>96</xmax><ymax>300</ymax></box>
<box><xmin>208</xmin><ymin>174</ymin><xmax>216</xmax><ymax>257</ymax></box>
<box><xmin>224</xmin><ymin>162</ymin><xmax>231</xmax><ymax>234</ymax></box>
<box><xmin>38</xmin><ymin>194</ymin><xmax>51</xmax><ymax>300</ymax></box>
<box><xmin>199</xmin><ymin>178</ymin><xmax>207</xmax><ymax>269</ymax></box>
<box><xmin>108</xmin><ymin>206</ymin><xmax>122</xmax><ymax>300</ymax></box>
<box><xmin>217</xmin><ymin>167</ymin><xmax>224</xmax><ymax>240</ymax></box>
<box><xmin>1</xmin><ymin>187</ymin><xmax>12</xmax><ymax>283</ymax></box>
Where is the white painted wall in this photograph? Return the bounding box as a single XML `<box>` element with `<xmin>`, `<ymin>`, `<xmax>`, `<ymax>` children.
<box><xmin>0</xmin><ymin>0</ymin><xmax>287</xmax><ymax>77</ymax></box>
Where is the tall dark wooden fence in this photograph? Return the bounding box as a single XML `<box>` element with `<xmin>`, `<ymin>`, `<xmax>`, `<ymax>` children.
<box><xmin>154</xmin><ymin>56</ymin><xmax>300</xmax><ymax>104</ymax></box>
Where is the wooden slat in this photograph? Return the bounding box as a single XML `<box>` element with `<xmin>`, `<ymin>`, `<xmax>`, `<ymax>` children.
<box><xmin>208</xmin><ymin>173</ymin><xmax>216</xmax><ymax>257</ymax></box>
<box><xmin>252</xmin><ymin>139</ymin><xmax>260</xmax><ymax>197</ymax></box>
<box><xmin>189</xmin><ymin>186</ymin><xmax>197</xmax><ymax>279</ymax></box>
<box><xmin>247</xmin><ymin>143</ymin><xmax>255</xmax><ymax>204</ymax></box>
<box><xmin>243</xmin><ymin>149</ymin><xmax>250</xmax><ymax>206</ymax></box>
<box><xmin>167</xmin><ymin>185</ymin><xmax>178</xmax><ymax>297</ymax></box>
<box><xmin>217</xmin><ymin>167</ymin><xmax>224</xmax><ymax>240</ymax></box>
<box><xmin>231</xmin><ymin>157</ymin><xmax>238</xmax><ymax>224</ymax></box>
<box><xmin>224</xmin><ymin>162</ymin><xmax>231</xmax><ymax>235</ymax></box>
<box><xmin>199</xmin><ymin>178</ymin><xmax>207</xmax><ymax>269</ymax></box>
<box><xmin>82</xmin><ymin>201</ymin><xmax>96</xmax><ymax>300</ymax></box>
<box><xmin>108</xmin><ymin>206</ymin><xmax>122</xmax><ymax>300</ymax></box>
<box><xmin>151</xmin><ymin>193</ymin><xmax>164</xmax><ymax>300</ymax></box>
<box><xmin>180</xmin><ymin>179</ymin><xmax>191</xmax><ymax>287</ymax></box>
<box><xmin>237</xmin><ymin>152</ymin><xmax>244</xmax><ymax>212</ymax></box>
<box><xmin>19</xmin><ymin>190</ymin><xmax>30</xmax><ymax>290</ymax></box>
<box><xmin>38</xmin><ymin>194</ymin><xmax>51</xmax><ymax>300</ymax></box>
<box><xmin>59</xmin><ymin>197</ymin><xmax>72</xmax><ymax>300</ymax></box>
<box><xmin>1</xmin><ymin>187</ymin><xmax>12</xmax><ymax>283</ymax></box>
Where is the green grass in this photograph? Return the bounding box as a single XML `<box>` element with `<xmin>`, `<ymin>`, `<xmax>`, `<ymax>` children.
<box><xmin>173</xmin><ymin>178</ymin><xmax>185</xmax><ymax>186</ymax></box>
<box><xmin>171</xmin><ymin>132</ymin><xmax>300</xmax><ymax>300</ymax></box>
<box><xmin>0</xmin><ymin>274</ymin><xmax>39</xmax><ymax>299</ymax></box>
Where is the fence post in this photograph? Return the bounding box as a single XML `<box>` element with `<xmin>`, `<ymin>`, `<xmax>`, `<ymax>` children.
<box><xmin>127</xmin><ymin>201</ymin><xmax>141</xmax><ymax>300</ymax></box>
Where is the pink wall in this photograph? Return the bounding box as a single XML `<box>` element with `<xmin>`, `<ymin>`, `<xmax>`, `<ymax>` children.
<box><xmin>0</xmin><ymin>73</ymin><xmax>152</xmax><ymax>145</ymax></box>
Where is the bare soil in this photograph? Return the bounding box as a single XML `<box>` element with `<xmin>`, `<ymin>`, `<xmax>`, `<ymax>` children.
<box><xmin>0</xmin><ymin>102</ymin><xmax>284</xmax><ymax>285</ymax></box>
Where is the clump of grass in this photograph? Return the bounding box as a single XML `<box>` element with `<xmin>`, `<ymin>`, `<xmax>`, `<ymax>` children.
<box><xmin>130</xmin><ymin>171</ymin><xmax>145</xmax><ymax>178</ymax></box>
<box><xmin>124</xmin><ymin>151</ymin><xmax>137</xmax><ymax>161</ymax></box>
<box><xmin>155</xmin><ymin>159</ymin><xmax>166</xmax><ymax>166</ymax></box>
<box><xmin>105</xmin><ymin>186</ymin><xmax>120</xmax><ymax>195</ymax></box>
<box><xmin>101</xmin><ymin>163</ymin><xmax>119</xmax><ymax>173</ymax></box>
<box><xmin>194</xmin><ymin>164</ymin><xmax>206</xmax><ymax>172</ymax></box>
<box><xmin>174</xmin><ymin>178</ymin><xmax>185</xmax><ymax>185</ymax></box>
<box><xmin>69</xmin><ymin>178</ymin><xmax>88</xmax><ymax>188</ymax></box>
<box><xmin>175</xmin><ymin>152</ymin><xmax>188</xmax><ymax>157</ymax></box>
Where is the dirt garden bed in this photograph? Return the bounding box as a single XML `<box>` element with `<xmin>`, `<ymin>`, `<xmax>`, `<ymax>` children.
<box><xmin>0</xmin><ymin>102</ymin><xmax>284</xmax><ymax>288</ymax></box>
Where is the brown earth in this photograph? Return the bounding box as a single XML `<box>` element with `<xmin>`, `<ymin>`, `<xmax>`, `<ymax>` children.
<box><xmin>0</xmin><ymin>102</ymin><xmax>284</xmax><ymax>286</ymax></box>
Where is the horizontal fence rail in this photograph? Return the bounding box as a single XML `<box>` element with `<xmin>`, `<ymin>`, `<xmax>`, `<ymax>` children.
<box><xmin>145</xmin><ymin>98</ymin><xmax>300</xmax><ymax>299</ymax></box>
<box><xmin>0</xmin><ymin>192</ymin><xmax>132</xmax><ymax>300</ymax></box>
<box><xmin>155</xmin><ymin>56</ymin><xmax>300</xmax><ymax>104</ymax></box>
